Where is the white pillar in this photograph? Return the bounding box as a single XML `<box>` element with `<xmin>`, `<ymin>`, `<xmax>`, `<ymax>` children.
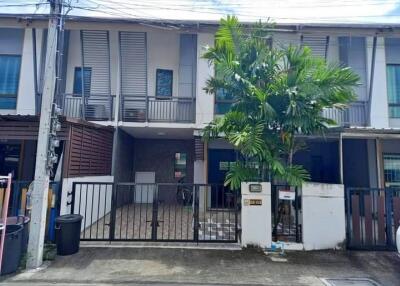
<box><xmin>241</xmin><ymin>182</ymin><xmax>271</xmax><ymax>249</ymax></box>
<box><xmin>366</xmin><ymin>36</ymin><xmax>389</xmax><ymax>128</ymax></box>
<box><xmin>16</xmin><ymin>28</ymin><xmax>36</xmax><ymax>115</ymax></box>
<box><xmin>195</xmin><ymin>33</ymin><xmax>215</xmax><ymax>128</ymax></box>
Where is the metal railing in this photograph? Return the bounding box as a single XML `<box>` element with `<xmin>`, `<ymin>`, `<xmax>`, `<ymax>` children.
<box><xmin>56</xmin><ymin>93</ymin><xmax>115</xmax><ymax>121</ymax></box>
<box><xmin>322</xmin><ymin>101</ymin><xmax>368</xmax><ymax>127</ymax></box>
<box><xmin>68</xmin><ymin>182</ymin><xmax>240</xmax><ymax>242</ymax></box>
<box><xmin>120</xmin><ymin>96</ymin><xmax>195</xmax><ymax>123</ymax></box>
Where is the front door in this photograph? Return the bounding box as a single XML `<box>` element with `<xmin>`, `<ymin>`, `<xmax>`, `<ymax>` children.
<box><xmin>208</xmin><ymin>149</ymin><xmax>236</xmax><ymax>208</ymax></box>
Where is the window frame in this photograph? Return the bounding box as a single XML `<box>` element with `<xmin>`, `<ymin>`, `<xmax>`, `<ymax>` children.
<box><xmin>383</xmin><ymin>153</ymin><xmax>400</xmax><ymax>187</ymax></box>
<box><xmin>214</xmin><ymin>88</ymin><xmax>236</xmax><ymax>115</ymax></box>
<box><xmin>155</xmin><ymin>68</ymin><xmax>173</xmax><ymax>99</ymax></box>
<box><xmin>0</xmin><ymin>54</ymin><xmax>22</xmax><ymax>109</ymax></box>
<box><xmin>386</xmin><ymin>64</ymin><xmax>400</xmax><ymax>118</ymax></box>
<box><xmin>213</xmin><ymin>63</ymin><xmax>236</xmax><ymax>115</ymax></box>
<box><xmin>73</xmin><ymin>66</ymin><xmax>92</xmax><ymax>96</ymax></box>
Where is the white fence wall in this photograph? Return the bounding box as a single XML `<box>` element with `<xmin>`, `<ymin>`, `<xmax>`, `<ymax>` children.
<box><xmin>60</xmin><ymin>176</ymin><xmax>114</xmax><ymax>230</ymax></box>
<box><xmin>239</xmin><ymin>181</ymin><xmax>346</xmax><ymax>251</ymax></box>
<box><xmin>301</xmin><ymin>182</ymin><xmax>346</xmax><ymax>250</ymax></box>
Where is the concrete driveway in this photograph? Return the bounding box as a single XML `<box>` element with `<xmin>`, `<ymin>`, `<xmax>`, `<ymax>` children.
<box><xmin>2</xmin><ymin>246</ymin><xmax>400</xmax><ymax>286</ymax></box>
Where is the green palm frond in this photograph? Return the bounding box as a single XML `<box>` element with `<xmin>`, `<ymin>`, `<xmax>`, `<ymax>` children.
<box><xmin>225</xmin><ymin>162</ymin><xmax>259</xmax><ymax>190</ymax></box>
<box><xmin>202</xmin><ymin>16</ymin><xmax>359</xmax><ymax>189</ymax></box>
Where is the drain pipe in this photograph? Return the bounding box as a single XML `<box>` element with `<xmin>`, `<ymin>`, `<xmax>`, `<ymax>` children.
<box><xmin>339</xmin><ymin>133</ymin><xmax>344</xmax><ymax>185</ymax></box>
<box><xmin>367</xmin><ymin>35</ymin><xmax>377</xmax><ymax>127</ymax></box>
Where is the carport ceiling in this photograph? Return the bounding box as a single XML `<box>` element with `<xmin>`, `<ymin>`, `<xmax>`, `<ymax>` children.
<box><xmin>120</xmin><ymin>126</ymin><xmax>195</xmax><ymax>139</ymax></box>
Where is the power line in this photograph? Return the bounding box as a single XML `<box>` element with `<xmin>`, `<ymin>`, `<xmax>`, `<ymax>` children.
<box><xmin>2</xmin><ymin>0</ymin><xmax>400</xmax><ymax>24</ymax></box>
<box><xmin>73</xmin><ymin>0</ymin><xmax>400</xmax><ymax>22</ymax></box>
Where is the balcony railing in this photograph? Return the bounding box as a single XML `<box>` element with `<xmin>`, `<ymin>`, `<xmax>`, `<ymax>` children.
<box><xmin>322</xmin><ymin>101</ymin><xmax>368</xmax><ymax>127</ymax></box>
<box><xmin>56</xmin><ymin>94</ymin><xmax>115</xmax><ymax>121</ymax></box>
<box><xmin>120</xmin><ymin>96</ymin><xmax>195</xmax><ymax>123</ymax></box>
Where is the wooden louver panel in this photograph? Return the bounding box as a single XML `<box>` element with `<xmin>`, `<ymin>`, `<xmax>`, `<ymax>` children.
<box><xmin>66</xmin><ymin>125</ymin><xmax>113</xmax><ymax>177</ymax></box>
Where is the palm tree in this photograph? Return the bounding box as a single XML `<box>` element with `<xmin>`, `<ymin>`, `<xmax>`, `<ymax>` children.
<box><xmin>202</xmin><ymin>16</ymin><xmax>360</xmax><ymax>189</ymax></box>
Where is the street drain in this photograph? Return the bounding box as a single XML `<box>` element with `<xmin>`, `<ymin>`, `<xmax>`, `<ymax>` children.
<box><xmin>321</xmin><ymin>278</ymin><xmax>382</xmax><ymax>286</ymax></box>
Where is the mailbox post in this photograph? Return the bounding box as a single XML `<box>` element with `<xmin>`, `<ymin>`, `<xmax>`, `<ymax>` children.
<box><xmin>241</xmin><ymin>182</ymin><xmax>271</xmax><ymax>249</ymax></box>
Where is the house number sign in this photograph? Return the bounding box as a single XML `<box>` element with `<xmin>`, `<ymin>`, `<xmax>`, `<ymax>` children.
<box><xmin>244</xmin><ymin>199</ymin><xmax>263</xmax><ymax>206</ymax></box>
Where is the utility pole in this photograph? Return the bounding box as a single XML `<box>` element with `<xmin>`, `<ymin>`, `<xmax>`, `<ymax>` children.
<box><xmin>27</xmin><ymin>0</ymin><xmax>63</xmax><ymax>269</ymax></box>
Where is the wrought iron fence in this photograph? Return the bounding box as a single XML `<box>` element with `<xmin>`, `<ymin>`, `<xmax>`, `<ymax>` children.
<box><xmin>68</xmin><ymin>182</ymin><xmax>240</xmax><ymax>242</ymax></box>
<box><xmin>120</xmin><ymin>96</ymin><xmax>195</xmax><ymax>123</ymax></box>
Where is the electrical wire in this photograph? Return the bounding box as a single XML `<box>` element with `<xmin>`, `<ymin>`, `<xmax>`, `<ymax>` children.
<box><xmin>1</xmin><ymin>0</ymin><xmax>400</xmax><ymax>24</ymax></box>
<box><xmin>73</xmin><ymin>0</ymin><xmax>400</xmax><ymax>22</ymax></box>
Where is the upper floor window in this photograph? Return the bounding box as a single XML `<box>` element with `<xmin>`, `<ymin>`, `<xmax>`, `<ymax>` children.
<box><xmin>214</xmin><ymin>65</ymin><xmax>235</xmax><ymax>115</ymax></box>
<box><xmin>386</xmin><ymin>64</ymin><xmax>400</xmax><ymax>118</ymax></box>
<box><xmin>215</xmin><ymin>88</ymin><xmax>234</xmax><ymax>115</ymax></box>
<box><xmin>73</xmin><ymin>67</ymin><xmax>92</xmax><ymax>96</ymax></box>
<box><xmin>156</xmin><ymin>69</ymin><xmax>173</xmax><ymax>98</ymax></box>
<box><xmin>338</xmin><ymin>37</ymin><xmax>367</xmax><ymax>101</ymax></box>
<box><xmin>0</xmin><ymin>55</ymin><xmax>21</xmax><ymax>109</ymax></box>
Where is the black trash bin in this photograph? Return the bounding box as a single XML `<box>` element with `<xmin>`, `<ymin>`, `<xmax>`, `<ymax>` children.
<box><xmin>6</xmin><ymin>216</ymin><xmax>30</xmax><ymax>253</ymax></box>
<box><xmin>1</xmin><ymin>224</ymin><xmax>23</xmax><ymax>275</ymax></box>
<box><xmin>55</xmin><ymin>214</ymin><xmax>83</xmax><ymax>256</ymax></box>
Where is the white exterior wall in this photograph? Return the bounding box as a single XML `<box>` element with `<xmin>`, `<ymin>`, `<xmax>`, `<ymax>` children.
<box><xmin>147</xmin><ymin>30</ymin><xmax>180</xmax><ymax>98</ymax></box>
<box><xmin>65</xmin><ymin>29</ymin><xmax>81</xmax><ymax>94</ymax></box>
<box><xmin>195</xmin><ymin>33</ymin><xmax>215</xmax><ymax>128</ymax></box>
<box><xmin>16</xmin><ymin>28</ymin><xmax>36</xmax><ymax>115</ymax></box>
<box><xmin>64</xmin><ymin>28</ymin><xmax>181</xmax><ymax>99</ymax></box>
<box><xmin>4</xmin><ymin>22</ymin><xmax>400</xmax><ymax>132</ymax></box>
<box><xmin>302</xmin><ymin>182</ymin><xmax>346</xmax><ymax>250</ymax></box>
<box><xmin>367</xmin><ymin>36</ymin><xmax>390</xmax><ymax>128</ymax></box>
<box><xmin>60</xmin><ymin>175</ymin><xmax>114</xmax><ymax>218</ymax></box>
<box><xmin>194</xmin><ymin>159</ymin><xmax>207</xmax><ymax>210</ymax></box>
<box><xmin>326</xmin><ymin>36</ymin><xmax>339</xmax><ymax>63</ymax></box>
<box><xmin>0</xmin><ymin>28</ymin><xmax>37</xmax><ymax>116</ymax></box>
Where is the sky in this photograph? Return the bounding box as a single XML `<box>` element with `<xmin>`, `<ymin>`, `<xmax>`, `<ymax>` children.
<box><xmin>2</xmin><ymin>0</ymin><xmax>400</xmax><ymax>24</ymax></box>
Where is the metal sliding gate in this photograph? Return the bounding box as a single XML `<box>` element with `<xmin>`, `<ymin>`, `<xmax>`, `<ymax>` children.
<box><xmin>68</xmin><ymin>182</ymin><xmax>240</xmax><ymax>242</ymax></box>
<box><xmin>346</xmin><ymin>187</ymin><xmax>400</xmax><ymax>250</ymax></box>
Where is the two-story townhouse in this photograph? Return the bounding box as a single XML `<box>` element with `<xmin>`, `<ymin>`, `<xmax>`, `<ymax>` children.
<box><xmin>1</xmin><ymin>14</ymin><xmax>400</xmax><ymax>243</ymax></box>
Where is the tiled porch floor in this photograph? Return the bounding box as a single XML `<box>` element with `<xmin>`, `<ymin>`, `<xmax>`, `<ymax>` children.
<box><xmin>81</xmin><ymin>203</ymin><xmax>240</xmax><ymax>241</ymax></box>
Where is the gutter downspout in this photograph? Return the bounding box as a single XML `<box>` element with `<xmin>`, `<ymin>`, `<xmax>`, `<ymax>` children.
<box><xmin>324</xmin><ymin>36</ymin><xmax>330</xmax><ymax>61</ymax></box>
<box><xmin>32</xmin><ymin>28</ymin><xmax>39</xmax><ymax>115</ymax></box>
<box><xmin>339</xmin><ymin>132</ymin><xmax>344</xmax><ymax>184</ymax></box>
<box><xmin>80</xmin><ymin>30</ymin><xmax>86</xmax><ymax>119</ymax></box>
<box><xmin>367</xmin><ymin>35</ymin><xmax>377</xmax><ymax>127</ymax></box>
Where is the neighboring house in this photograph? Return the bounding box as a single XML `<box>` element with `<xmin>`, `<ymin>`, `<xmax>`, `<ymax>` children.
<box><xmin>0</xmin><ymin>14</ymin><xmax>400</xmax><ymax>245</ymax></box>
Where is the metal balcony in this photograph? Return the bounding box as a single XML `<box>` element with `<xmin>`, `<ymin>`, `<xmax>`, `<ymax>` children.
<box><xmin>56</xmin><ymin>93</ymin><xmax>115</xmax><ymax>121</ymax></box>
<box><xmin>120</xmin><ymin>96</ymin><xmax>195</xmax><ymax>123</ymax></box>
<box><xmin>322</xmin><ymin>101</ymin><xmax>368</xmax><ymax>127</ymax></box>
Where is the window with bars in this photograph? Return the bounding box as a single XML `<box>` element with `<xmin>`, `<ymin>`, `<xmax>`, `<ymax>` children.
<box><xmin>0</xmin><ymin>55</ymin><xmax>21</xmax><ymax>109</ymax></box>
<box><xmin>386</xmin><ymin>64</ymin><xmax>400</xmax><ymax>118</ymax></box>
<box><xmin>383</xmin><ymin>154</ymin><xmax>400</xmax><ymax>187</ymax></box>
